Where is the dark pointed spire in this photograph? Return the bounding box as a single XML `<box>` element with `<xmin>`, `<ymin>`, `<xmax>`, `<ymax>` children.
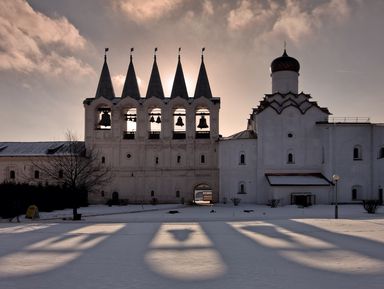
<box><xmin>146</xmin><ymin>48</ymin><xmax>164</xmax><ymax>99</ymax></box>
<box><xmin>122</xmin><ymin>48</ymin><xmax>140</xmax><ymax>99</ymax></box>
<box><xmin>194</xmin><ymin>47</ymin><xmax>212</xmax><ymax>98</ymax></box>
<box><xmin>95</xmin><ymin>48</ymin><xmax>115</xmax><ymax>99</ymax></box>
<box><xmin>171</xmin><ymin>48</ymin><xmax>189</xmax><ymax>99</ymax></box>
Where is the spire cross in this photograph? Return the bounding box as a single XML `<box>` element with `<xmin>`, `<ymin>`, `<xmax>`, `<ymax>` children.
<box><xmin>154</xmin><ymin>47</ymin><xmax>158</xmax><ymax>60</ymax></box>
<box><xmin>130</xmin><ymin>47</ymin><xmax>134</xmax><ymax>61</ymax></box>
<box><xmin>104</xmin><ymin>47</ymin><xmax>109</xmax><ymax>62</ymax></box>
<box><xmin>201</xmin><ymin>47</ymin><xmax>205</xmax><ymax>61</ymax></box>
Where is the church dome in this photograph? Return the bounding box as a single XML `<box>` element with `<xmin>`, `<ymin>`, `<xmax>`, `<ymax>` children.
<box><xmin>270</xmin><ymin>50</ymin><xmax>300</xmax><ymax>73</ymax></box>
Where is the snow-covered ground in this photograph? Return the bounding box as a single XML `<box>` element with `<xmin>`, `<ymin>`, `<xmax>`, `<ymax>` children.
<box><xmin>0</xmin><ymin>204</ymin><xmax>383</xmax><ymax>289</ymax></box>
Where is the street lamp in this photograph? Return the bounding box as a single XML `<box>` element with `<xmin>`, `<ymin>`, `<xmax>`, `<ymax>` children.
<box><xmin>332</xmin><ymin>174</ymin><xmax>340</xmax><ymax>219</ymax></box>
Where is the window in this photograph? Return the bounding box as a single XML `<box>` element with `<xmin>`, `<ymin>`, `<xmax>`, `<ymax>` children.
<box><xmin>201</xmin><ymin>155</ymin><xmax>206</xmax><ymax>164</ymax></box>
<box><xmin>238</xmin><ymin>182</ymin><xmax>246</xmax><ymax>194</ymax></box>
<box><xmin>379</xmin><ymin>147</ymin><xmax>384</xmax><ymax>159</ymax></box>
<box><xmin>176</xmin><ymin>190</ymin><xmax>180</xmax><ymax>198</ymax></box>
<box><xmin>9</xmin><ymin>170</ymin><xmax>15</xmax><ymax>179</ymax></box>
<box><xmin>155</xmin><ymin>157</ymin><xmax>159</xmax><ymax>164</ymax></box>
<box><xmin>287</xmin><ymin>153</ymin><xmax>294</xmax><ymax>164</ymax></box>
<box><xmin>240</xmin><ymin>153</ymin><xmax>245</xmax><ymax>165</ymax></box>
<box><xmin>352</xmin><ymin>188</ymin><xmax>357</xmax><ymax>200</ymax></box>
<box><xmin>101</xmin><ymin>156</ymin><xmax>105</xmax><ymax>164</ymax></box>
<box><xmin>351</xmin><ymin>185</ymin><xmax>362</xmax><ymax>200</ymax></box>
<box><xmin>288</xmin><ymin>132</ymin><xmax>293</xmax><ymax>138</ymax></box>
<box><xmin>58</xmin><ymin>169</ymin><xmax>64</xmax><ymax>178</ymax></box>
<box><xmin>353</xmin><ymin>145</ymin><xmax>362</xmax><ymax>160</ymax></box>
<box><xmin>177</xmin><ymin>155</ymin><xmax>181</xmax><ymax>163</ymax></box>
<box><xmin>34</xmin><ymin>170</ymin><xmax>40</xmax><ymax>179</ymax></box>
<box><xmin>151</xmin><ymin>190</ymin><xmax>155</xmax><ymax>197</ymax></box>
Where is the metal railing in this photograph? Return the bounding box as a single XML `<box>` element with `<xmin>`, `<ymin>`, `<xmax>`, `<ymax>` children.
<box><xmin>328</xmin><ymin>117</ymin><xmax>370</xmax><ymax>123</ymax></box>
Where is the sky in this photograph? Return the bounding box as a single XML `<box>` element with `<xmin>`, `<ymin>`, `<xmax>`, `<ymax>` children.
<box><xmin>1</xmin><ymin>0</ymin><xmax>384</xmax><ymax>141</ymax></box>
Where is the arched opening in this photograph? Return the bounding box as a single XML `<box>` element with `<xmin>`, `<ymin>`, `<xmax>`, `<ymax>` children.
<box><xmin>148</xmin><ymin>108</ymin><xmax>161</xmax><ymax>139</ymax></box>
<box><xmin>173</xmin><ymin>108</ymin><xmax>186</xmax><ymax>139</ymax></box>
<box><xmin>351</xmin><ymin>185</ymin><xmax>362</xmax><ymax>201</ymax></box>
<box><xmin>194</xmin><ymin>184</ymin><xmax>212</xmax><ymax>205</ymax></box>
<box><xmin>239</xmin><ymin>153</ymin><xmax>245</xmax><ymax>165</ymax></box>
<box><xmin>195</xmin><ymin>108</ymin><xmax>210</xmax><ymax>139</ymax></box>
<box><xmin>97</xmin><ymin>107</ymin><xmax>111</xmax><ymax>130</ymax></box>
<box><xmin>124</xmin><ymin>108</ymin><xmax>137</xmax><ymax>139</ymax></box>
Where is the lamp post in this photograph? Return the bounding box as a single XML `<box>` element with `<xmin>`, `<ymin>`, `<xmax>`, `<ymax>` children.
<box><xmin>332</xmin><ymin>174</ymin><xmax>340</xmax><ymax>219</ymax></box>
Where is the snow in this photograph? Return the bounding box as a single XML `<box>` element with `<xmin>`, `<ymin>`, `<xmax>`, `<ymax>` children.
<box><xmin>0</xmin><ymin>204</ymin><xmax>383</xmax><ymax>289</ymax></box>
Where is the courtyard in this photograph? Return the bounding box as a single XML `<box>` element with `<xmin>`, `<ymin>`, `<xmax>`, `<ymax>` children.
<box><xmin>0</xmin><ymin>204</ymin><xmax>383</xmax><ymax>289</ymax></box>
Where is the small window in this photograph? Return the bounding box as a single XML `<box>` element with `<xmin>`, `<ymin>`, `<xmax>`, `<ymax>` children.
<box><xmin>240</xmin><ymin>153</ymin><xmax>245</xmax><ymax>165</ymax></box>
<box><xmin>288</xmin><ymin>133</ymin><xmax>293</xmax><ymax>138</ymax></box>
<box><xmin>352</xmin><ymin>188</ymin><xmax>357</xmax><ymax>200</ymax></box>
<box><xmin>177</xmin><ymin>155</ymin><xmax>181</xmax><ymax>163</ymax></box>
<box><xmin>379</xmin><ymin>147</ymin><xmax>384</xmax><ymax>159</ymax></box>
<box><xmin>101</xmin><ymin>156</ymin><xmax>106</xmax><ymax>164</ymax></box>
<box><xmin>151</xmin><ymin>190</ymin><xmax>155</xmax><ymax>197</ymax></box>
<box><xmin>58</xmin><ymin>169</ymin><xmax>64</xmax><ymax>178</ymax></box>
<box><xmin>287</xmin><ymin>153</ymin><xmax>294</xmax><ymax>164</ymax></box>
<box><xmin>9</xmin><ymin>170</ymin><xmax>15</xmax><ymax>179</ymax></box>
<box><xmin>176</xmin><ymin>190</ymin><xmax>180</xmax><ymax>198</ymax></box>
<box><xmin>34</xmin><ymin>170</ymin><xmax>40</xmax><ymax>179</ymax></box>
<box><xmin>155</xmin><ymin>157</ymin><xmax>159</xmax><ymax>164</ymax></box>
<box><xmin>201</xmin><ymin>155</ymin><xmax>206</xmax><ymax>164</ymax></box>
<box><xmin>127</xmin><ymin>153</ymin><xmax>132</xmax><ymax>159</ymax></box>
<box><xmin>238</xmin><ymin>182</ymin><xmax>246</xmax><ymax>194</ymax></box>
<box><xmin>353</xmin><ymin>146</ymin><xmax>362</xmax><ymax>160</ymax></box>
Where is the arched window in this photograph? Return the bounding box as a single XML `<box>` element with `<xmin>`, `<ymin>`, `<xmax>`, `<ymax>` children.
<box><xmin>97</xmin><ymin>107</ymin><xmax>111</xmax><ymax>130</ymax></box>
<box><xmin>151</xmin><ymin>190</ymin><xmax>155</xmax><ymax>197</ymax></box>
<box><xmin>173</xmin><ymin>108</ymin><xmax>186</xmax><ymax>139</ymax></box>
<box><xmin>287</xmin><ymin>153</ymin><xmax>294</xmax><ymax>164</ymax></box>
<box><xmin>177</xmin><ymin>155</ymin><xmax>181</xmax><ymax>163</ymax></box>
<box><xmin>195</xmin><ymin>108</ymin><xmax>210</xmax><ymax>139</ymax></box>
<box><xmin>238</xmin><ymin>182</ymin><xmax>246</xmax><ymax>194</ymax></box>
<box><xmin>123</xmin><ymin>108</ymin><xmax>137</xmax><ymax>139</ymax></box>
<box><xmin>176</xmin><ymin>190</ymin><xmax>180</xmax><ymax>198</ymax></box>
<box><xmin>353</xmin><ymin>145</ymin><xmax>362</xmax><ymax>160</ymax></box>
<box><xmin>148</xmin><ymin>108</ymin><xmax>161</xmax><ymax>139</ymax></box>
<box><xmin>351</xmin><ymin>185</ymin><xmax>362</xmax><ymax>200</ymax></box>
<box><xmin>239</xmin><ymin>153</ymin><xmax>245</xmax><ymax>165</ymax></box>
<box><xmin>101</xmin><ymin>156</ymin><xmax>105</xmax><ymax>164</ymax></box>
<box><xmin>34</xmin><ymin>170</ymin><xmax>40</xmax><ymax>179</ymax></box>
<box><xmin>9</xmin><ymin>170</ymin><xmax>15</xmax><ymax>180</ymax></box>
<box><xmin>155</xmin><ymin>156</ymin><xmax>159</xmax><ymax>164</ymax></box>
<box><xmin>201</xmin><ymin>155</ymin><xmax>206</xmax><ymax>164</ymax></box>
<box><xmin>58</xmin><ymin>169</ymin><xmax>64</xmax><ymax>178</ymax></box>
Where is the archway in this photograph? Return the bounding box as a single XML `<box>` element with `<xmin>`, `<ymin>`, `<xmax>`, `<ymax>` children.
<box><xmin>194</xmin><ymin>184</ymin><xmax>212</xmax><ymax>205</ymax></box>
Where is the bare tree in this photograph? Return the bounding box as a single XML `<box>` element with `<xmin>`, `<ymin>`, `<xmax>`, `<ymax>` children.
<box><xmin>32</xmin><ymin>132</ymin><xmax>111</xmax><ymax>219</ymax></box>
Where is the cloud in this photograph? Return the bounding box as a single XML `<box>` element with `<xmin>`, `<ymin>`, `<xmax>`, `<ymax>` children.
<box><xmin>113</xmin><ymin>0</ymin><xmax>184</xmax><ymax>23</ymax></box>
<box><xmin>227</xmin><ymin>0</ymin><xmax>353</xmax><ymax>45</ymax></box>
<box><xmin>0</xmin><ymin>0</ymin><xmax>94</xmax><ymax>78</ymax></box>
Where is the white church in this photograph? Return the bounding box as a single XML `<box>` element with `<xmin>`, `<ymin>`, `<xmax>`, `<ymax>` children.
<box><xmin>1</xmin><ymin>49</ymin><xmax>383</xmax><ymax>206</ymax></box>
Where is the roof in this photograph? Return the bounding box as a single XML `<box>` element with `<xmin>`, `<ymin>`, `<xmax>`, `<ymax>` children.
<box><xmin>253</xmin><ymin>92</ymin><xmax>331</xmax><ymax>115</ymax></box>
<box><xmin>121</xmin><ymin>55</ymin><xmax>140</xmax><ymax>99</ymax></box>
<box><xmin>265</xmin><ymin>173</ymin><xmax>332</xmax><ymax>186</ymax></box>
<box><xmin>95</xmin><ymin>56</ymin><xmax>115</xmax><ymax>100</ymax></box>
<box><xmin>194</xmin><ymin>55</ymin><xmax>212</xmax><ymax>98</ymax></box>
<box><xmin>146</xmin><ymin>56</ymin><xmax>164</xmax><ymax>98</ymax></box>
<box><xmin>0</xmin><ymin>142</ymin><xmax>85</xmax><ymax>157</ymax></box>
<box><xmin>223</xmin><ymin>130</ymin><xmax>257</xmax><ymax>140</ymax></box>
<box><xmin>170</xmin><ymin>56</ymin><xmax>189</xmax><ymax>99</ymax></box>
<box><xmin>270</xmin><ymin>49</ymin><xmax>300</xmax><ymax>73</ymax></box>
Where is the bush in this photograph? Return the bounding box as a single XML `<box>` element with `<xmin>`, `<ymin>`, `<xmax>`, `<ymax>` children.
<box><xmin>231</xmin><ymin>198</ymin><xmax>241</xmax><ymax>206</ymax></box>
<box><xmin>363</xmin><ymin>200</ymin><xmax>380</xmax><ymax>214</ymax></box>
<box><xmin>0</xmin><ymin>182</ymin><xmax>88</xmax><ymax>218</ymax></box>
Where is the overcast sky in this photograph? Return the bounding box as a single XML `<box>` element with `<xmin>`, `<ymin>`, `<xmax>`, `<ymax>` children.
<box><xmin>1</xmin><ymin>0</ymin><xmax>383</xmax><ymax>141</ymax></box>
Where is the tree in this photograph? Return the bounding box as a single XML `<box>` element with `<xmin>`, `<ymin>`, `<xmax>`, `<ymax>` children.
<box><xmin>32</xmin><ymin>132</ymin><xmax>111</xmax><ymax>220</ymax></box>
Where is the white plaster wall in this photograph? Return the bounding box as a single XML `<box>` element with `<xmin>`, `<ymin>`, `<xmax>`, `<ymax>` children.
<box><xmin>271</xmin><ymin>71</ymin><xmax>299</xmax><ymax>93</ymax></box>
<box><xmin>219</xmin><ymin>138</ymin><xmax>258</xmax><ymax>203</ymax></box>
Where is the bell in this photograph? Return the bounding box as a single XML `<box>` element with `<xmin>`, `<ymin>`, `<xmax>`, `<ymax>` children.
<box><xmin>197</xmin><ymin>115</ymin><xmax>208</xmax><ymax>129</ymax></box>
<box><xmin>99</xmin><ymin>111</ymin><xmax>111</xmax><ymax>127</ymax></box>
<box><xmin>150</xmin><ymin>115</ymin><xmax>155</xmax><ymax>122</ymax></box>
<box><xmin>175</xmin><ymin>116</ymin><xmax>184</xmax><ymax>127</ymax></box>
<box><xmin>156</xmin><ymin>116</ymin><xmax>161</xmax><ymax>123</ymax></box>
<box><xmin>133</xmin><ymin>117</ymin><xmax>137</xmax><ymax>122</ymax></box>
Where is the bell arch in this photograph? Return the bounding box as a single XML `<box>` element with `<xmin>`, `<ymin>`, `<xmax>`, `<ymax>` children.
<box><xmin>195</xmin><ymin>107</ymin><xmax>210</xmax><ymax>139</ymax></box>
<box><xmin>148</xmin><ymin>107</ymin><xmax>162</xmax><ymax>139</ymax></box>
<box><xmin>96</xmin><ymin>105</ymin><xmax>112</xmax><ymax>130</ymax></box>
<box><xmin>123</xmin><ymin>107</ymin><xmax>137</xmax><ymax>139</ymax></box>
<box><xmin>173</xmin><ymin>107</ymin><xmax>186</xmax><ymax>139</ymax></box>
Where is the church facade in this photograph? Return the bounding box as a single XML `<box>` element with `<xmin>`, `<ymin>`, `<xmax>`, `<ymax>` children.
<box><xmin>220</xmin><ymin>50</ymin><xmax>384</xmax><ymax>206</ymax></box>
<box><xmin>1</xmin><ymin>49</ymin><xmax>383</xmax><ymax>205</ymax></box>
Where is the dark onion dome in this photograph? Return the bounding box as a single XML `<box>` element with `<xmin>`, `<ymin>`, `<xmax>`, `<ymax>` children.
<box><xmin>270</xmin><ymin>49</ymin><xmax>300</xmax><ymax>73</ymax></box>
